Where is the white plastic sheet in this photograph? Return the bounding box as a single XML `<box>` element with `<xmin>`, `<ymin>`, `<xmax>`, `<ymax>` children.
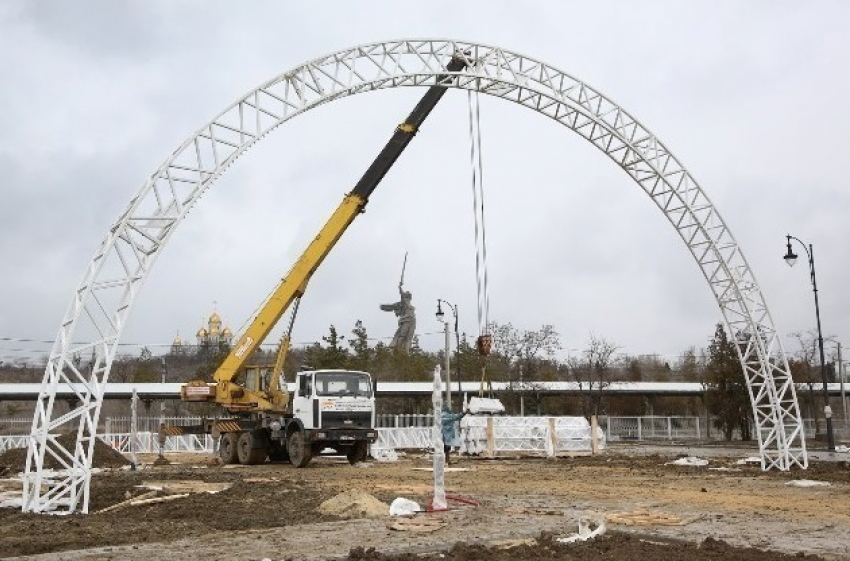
<box><xmin>666</xmin><ymin>456</ymin><xmax>709</xmax><ymax>467</ymax></box>
<box><xmin>786</xmin><ymin>479</ymin><xmax>831</xmax><ymax>487</ymax></box>
<box><xmin>389</xmin><ymin>497</ymin><xmax>422</xmax><ymax>516</ymax></box>
<box><xmin>557</xmin><ymin>516</ymin><xmax>607</xmax><ymax>543</ymax></box>
<box><xmin>370</xmin><ymin>448</ymin><xmax>399</xmax><ymax>462</ymax></box>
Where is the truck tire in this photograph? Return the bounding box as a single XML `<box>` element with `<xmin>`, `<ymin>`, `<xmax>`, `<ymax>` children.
<box><xmin>287</xmin><ymin>431</ymin><xmax>312</xmax><ymax>468</ymax></box>
<box><xmin>268</xmin><ymin>440</ymin><xmax>289</xmax><ymax>463</ymax></box>
<box><xmin>237</xmin><ymin>431</ymin><xmax>268</xmax><ymax>465</ymax></box>
<box><xmin>219</xmin><ymin>433</ymin><xmax>239</xmax><ymax>464</ymax></box>
<box><xmin>346</xmin><ymin>441</ymin><xmax>368</xmax><ymax>465</ymax></box>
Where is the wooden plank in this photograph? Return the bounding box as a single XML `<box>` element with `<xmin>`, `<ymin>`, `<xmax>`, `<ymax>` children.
<box><xmin>95</xmin><ymin>490</ymin><xmax>159</xmax><ymax>514</ymax></box>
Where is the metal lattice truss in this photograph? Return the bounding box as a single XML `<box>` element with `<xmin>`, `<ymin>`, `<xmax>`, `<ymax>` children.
<box><xmin>375</xmin><ymin>428</ymin><xmax>435</xmax><ymax>451</ymax></box>
<box><xmin>101</xmin><ymin>432</ymin><xmax>216</xmax><ymax>456</ymax></box>
<box><xmin>25</xmin><ymin>39</ymin><xmax>805</xmax><ymax>514</ymax></box>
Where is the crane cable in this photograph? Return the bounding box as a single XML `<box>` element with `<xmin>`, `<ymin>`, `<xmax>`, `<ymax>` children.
<box><xmin>467</xmin><ymin>89</ymin><xmax>493</xmax><ymax>397</ymax></box>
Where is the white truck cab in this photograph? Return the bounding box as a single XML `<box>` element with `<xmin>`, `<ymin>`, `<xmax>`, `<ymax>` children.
<box><xmin>286</xmin><ymin>369</ymin><xmax>377</xmax><ymax>466</ymax></box>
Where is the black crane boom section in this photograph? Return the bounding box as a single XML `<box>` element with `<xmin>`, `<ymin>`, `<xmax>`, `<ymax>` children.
<box><xmin>351</xmin><ymin>54</ymin><xmax>468</xmax><ymax>200</ymax></box>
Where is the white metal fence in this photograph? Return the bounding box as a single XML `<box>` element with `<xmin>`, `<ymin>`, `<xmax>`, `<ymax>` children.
<box><xmin>601</xmin><ymin>416</ymin><xmax>703</xmax><ymax>441</ymax></box>
<box><xmin>0</xmin><ymin>418</ymin><xmax>32</xmax><ymax>435</ymax></box>
<box><xmin>376</xmin><ymin>414</ymin><xmax>435</xmax><ymax>428</ymax></box>
<box><xmin>104</xmin><ymin>416</ymin><xmax>204</xmax><ymax>434</ymax></box>
<box><xmin>0</xmin><ymin>415</ymin><xmax>837</xmax><ymax>456</ymax></box>
<box><xmin>101</xmin><ymin>432</ymin><xmax>216</xmax><ymax>455</ymax></box>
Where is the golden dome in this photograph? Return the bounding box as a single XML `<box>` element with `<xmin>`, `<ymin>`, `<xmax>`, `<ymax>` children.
<box><xmin>173</xmin><ymin>334</ymin><xmax>183</xmax><ymax>346</ymax></box>
<box><xmin>209</xmin><ymin>312</ymin><xmax>222</xmax><ymax>325</ymax></box>
<box><xmin>196</xmin><ymin>327</ymin><xmax>208</xmax><ymax>338</ymax></box>
<box><xmin>222</xmin><ymin>327</ymin><xmax>232</xmax><ymax>337</ymax></box>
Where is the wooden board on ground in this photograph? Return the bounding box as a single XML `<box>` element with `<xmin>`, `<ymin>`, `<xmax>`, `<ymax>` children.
<box><xmin>385</xmin><ymin>516</ymin><xmax>446</xmax><ymax>532</ymax></box>
<box><xmin>410</xmin><ymin>467</ymin><xmax>472</xmax><ymax>472</ymax></box>
<box><xmin>138</xmin><ymin>480</ymin><xmax>232</xmax><ymax>494</ymax></box>
<box><xmin>605</xmin><ymin>508</ymin><xmax>699</xmax><ymax>526</ymax></box>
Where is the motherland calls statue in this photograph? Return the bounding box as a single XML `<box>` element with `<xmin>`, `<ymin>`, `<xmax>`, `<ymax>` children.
<box><xmin>380</xmin><ymin>283</ymin><xmax>416</xmax><ymax>354</ymax></box>
<box><xmin>381</xmin><ymin>254</ymin><xmax>416</xmax><ymax>353</ymax></box>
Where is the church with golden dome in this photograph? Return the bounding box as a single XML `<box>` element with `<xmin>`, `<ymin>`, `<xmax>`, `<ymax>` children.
<box><xmin>195</xmin><ymin>309</ymin><xmax>233</xmax><ymax>347</ymax></box>
<box><xmin>170</xmin><ymin>305</ymin><xmax>234</xmax><ymax>353</ymax></box>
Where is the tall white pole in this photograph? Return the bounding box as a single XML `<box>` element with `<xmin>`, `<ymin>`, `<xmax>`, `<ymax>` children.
<box><xmin>130</xmin><ymin>388</ymin><xmax>138</xmax><ymax>470</ymax></box>
<box><xmin>160</xmin><ymin>357</ymin><xmax>167</xmax><ymax>429</ymax></box>
<box><xmin>157</xmin><ymin>357</ymin><xmax>168</xmax><ymax>462</ymax></box>
<box><xmin>838</xmin><ymin>342</ymin><xmax>846</xmax><ymax>423</ymax></box>
<box><xmin>431</xmin><ymin>365</ymin><xmax>446</xmax><ymax>510</ymax></box>
<box><xmin>519</xmin><ymin>363</ymin><xmax>525</xmax><ymax>417</ymax></box>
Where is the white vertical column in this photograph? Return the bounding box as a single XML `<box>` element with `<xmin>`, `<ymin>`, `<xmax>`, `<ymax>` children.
<box><xmin>432</xmin><ymin>365</ymin><xmax>446</xmax><ymax>511</ymax></box>
<box><xmin>130</xmin><ymin>389</ymin><xmax>138</xmax><ymax>470</ymax></box>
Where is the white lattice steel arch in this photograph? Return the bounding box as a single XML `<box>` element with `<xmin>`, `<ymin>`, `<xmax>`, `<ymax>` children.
<box><xmin>24</xmin><ymin>39</ymin><xmax>807</xmax><ymax>514</ymax></box>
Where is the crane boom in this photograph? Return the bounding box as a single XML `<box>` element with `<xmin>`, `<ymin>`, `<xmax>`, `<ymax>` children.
<box><xmin>189</xmin><ymin>53</ymin><xmax>468</xmax><ymax>411</ymax></box>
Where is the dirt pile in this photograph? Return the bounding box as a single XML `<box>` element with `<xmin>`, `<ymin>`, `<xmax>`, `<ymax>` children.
<box><xmin>347</xmin><ymin>533</ymin><xmax>829</xmax><ymax>561</ymax></box>
<box><xmin>319</xmin><ymin>489</ymin><xmax>390</xmax><ymax>519</ymax></box>
<box><xmin>0</xmin><ymin>433</ymin><xmax>131</xmax><ymax>472</ymax></box>
<box><xmin>0</xmin><ymin>451</ymin><xmax>846</xmax><ymax>559</ymax></box>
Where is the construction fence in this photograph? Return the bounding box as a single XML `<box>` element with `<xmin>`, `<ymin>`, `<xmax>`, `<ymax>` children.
<box><xmin>0</xmin><ymin>415</ymin><xmax>834</xmax><ymax>456</ymax></box>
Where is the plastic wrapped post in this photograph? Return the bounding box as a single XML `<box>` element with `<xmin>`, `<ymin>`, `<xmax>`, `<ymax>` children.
<box><xmin>431</xmin><ymin>365</ymin><xmax>446</xmax><ymax>510</ymax></box>
<box><xmin>130</xmin><ymin>388</ymin><xmax>138</xmax><ymax>471</ymax></box>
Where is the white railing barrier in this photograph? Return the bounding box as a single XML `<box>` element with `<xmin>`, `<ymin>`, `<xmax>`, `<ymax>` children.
<box><xmin>0</xmin><ymin>416</ymin><xmax>833</xmax><ymax>457</ymax></box>
<box><xmin>101</xmin><ymin>432</ymin><xmax>217</xmax><ymax>454</ymax></box>
<box><xmin>376</xmin><ymin>414</ymin><xmax>434</xmax><ymax>428</ymax></box>
<box><xmin>105</xmin><ymin>416</ymin><xmax>206</xmax><ymax>435</ymax></box>
<box><xmin>601</xmin><ymin>416</ymin><xmax>703</xmax><ymax>441</ymax></box>
<box><xmin>0</xmin><ymin>435</ymin><xmax>29</xmax><ymax>455</ymax></box>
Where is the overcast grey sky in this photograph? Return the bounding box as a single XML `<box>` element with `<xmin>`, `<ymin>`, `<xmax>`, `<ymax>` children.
<box><xmin>1</xmin><ymin>1</ymin><xmax>848</xmax><ymax>367</ymax></box>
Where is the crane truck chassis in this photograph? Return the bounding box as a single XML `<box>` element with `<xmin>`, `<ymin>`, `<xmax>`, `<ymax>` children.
<box><xmin>164</xmin><ymin>52</ymin><xmax>468</xmax><ymax>467</ymax></box>
<box><xmin>179</xmin><ymin>368</ymin><xmax>377</xmax><ymax>466</ymax></box>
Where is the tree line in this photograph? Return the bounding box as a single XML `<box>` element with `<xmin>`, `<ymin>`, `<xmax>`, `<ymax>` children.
<box><xmin>3</xmin><ymin>320</ymin><xmax>837</xmax><ymax>442</ymax></box>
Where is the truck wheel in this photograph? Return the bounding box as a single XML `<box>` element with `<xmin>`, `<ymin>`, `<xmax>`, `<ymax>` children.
<box><xmin>219</xmin><ymin>433</ymin><xmax>239</xmax><ymax>464</ymax></box>
<box><xmin>346</xmin><ymin>441</ymin><xmax>368</xmax><ymax>465</ymax></box>
<box><xmin>287</xmin><ymin>431</ymin><xmax>312</xmax><ymax>468</ymax></box>
<box><xmin>237</xmin><ymin>431</ymin><xmax>268</xmax><ymax>465</ymax></box>
<box><xmin>268</xmin><ymin>440</ymin><xmax>289</xmax><ymax>463</ymax></box>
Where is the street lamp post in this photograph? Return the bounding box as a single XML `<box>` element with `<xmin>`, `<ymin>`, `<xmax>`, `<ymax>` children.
<box><xmin>436</xmin><ymin>300</ymin><xmax>459</xmax><ymax>410</ymax></box>
<box><xmin>783</xmin><ymin>234</ymin><xmax>835</xmax><ymax>451</ymax></box>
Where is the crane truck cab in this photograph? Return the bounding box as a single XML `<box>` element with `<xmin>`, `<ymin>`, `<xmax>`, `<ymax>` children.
<box><xmin>284</xmin><ymin>369</ymin><xmax>377</xmax><ymax>467</ymax></box>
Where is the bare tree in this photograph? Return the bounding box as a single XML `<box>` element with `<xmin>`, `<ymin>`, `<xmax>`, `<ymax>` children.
<box><xmin>489</xmin><ymin>322</ymin><xmax>561</xmax><ymax>378</ymax></box>
<box><xmin>569</xmin><ymin>334</ymin><xmax>620</xmax><ymax>420</ymax></box>
<box><xmin>678</xmin><ymin>347</ymin><xmax>703</xmax><ymax>382</ymax></box>
<box><xmin>487</xmin><ymin>322</ymin><xmax>561</xmax><ymax>415</ymax></box>
<box><xmin>790</xmin><ymin>330</ymin><xmax>826</xmax><ymax>419</ymax></box>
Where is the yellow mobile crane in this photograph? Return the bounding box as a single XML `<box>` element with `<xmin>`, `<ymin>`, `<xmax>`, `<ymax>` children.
<box><xmin>172</xmin><ymin>53</ymin><xmax>468</xmax><ymax>467</ymax></box>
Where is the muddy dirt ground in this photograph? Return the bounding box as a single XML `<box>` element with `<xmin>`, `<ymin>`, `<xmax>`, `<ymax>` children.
<box><xmin>1</xmin><ymin>445</ymin><xmax>848</xmax><ymax>560</ymax></box>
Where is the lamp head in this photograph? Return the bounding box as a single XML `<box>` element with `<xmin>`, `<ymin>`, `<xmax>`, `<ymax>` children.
<box><xmin>435</xmin><ymin>300</ymin><xmax>445</xmax><ymax>322</ymax></box>
<box><xmin>783</xmin><ymin>235</ymin><xmax>798</xmax><ymax>267</ymax></box>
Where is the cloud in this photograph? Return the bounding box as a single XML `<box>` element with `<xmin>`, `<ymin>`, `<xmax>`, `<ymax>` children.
<box><xmin>1</xmin><ymin>1</ymin><xmax>848</xmax><ymax>367</ymax></box>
